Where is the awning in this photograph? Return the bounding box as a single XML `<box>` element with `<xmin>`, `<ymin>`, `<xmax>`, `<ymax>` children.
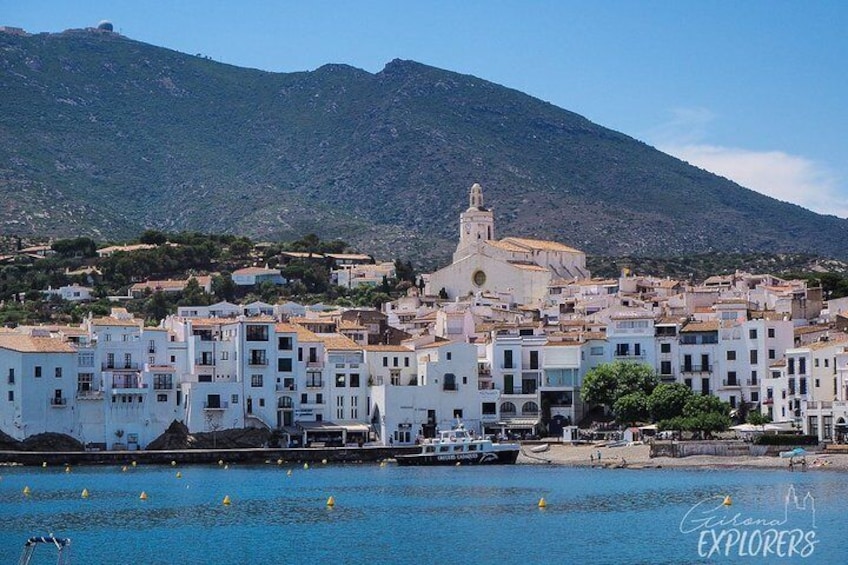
<box><xmin>297</xmin><ymin>421</ymin><xmax>370</xmax><ymax>433</ymax></box>
<box><xmin>497</xmin><ymin>418</ymin><xmax>540</xmax><ymax>429</ymax></box>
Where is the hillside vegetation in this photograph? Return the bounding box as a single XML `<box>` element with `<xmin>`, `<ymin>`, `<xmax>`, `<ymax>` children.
<box><xmin>2</xmin><ymin>28</ymin><xmax>848</xmax><ymax>266</ymax></box>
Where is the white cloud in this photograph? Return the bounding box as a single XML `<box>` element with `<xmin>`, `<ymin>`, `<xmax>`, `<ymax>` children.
<box><xmin>659</xmin><ymin>144</ymin><xmax>847</xmax><ymax>218</ymax></box>
<box><xmin>647</xmin><ymin>107</ymin><xmax>846</xmax><ymax>218</ymax></box>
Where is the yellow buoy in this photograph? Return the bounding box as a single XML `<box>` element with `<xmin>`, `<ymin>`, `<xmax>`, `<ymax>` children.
<box><xmin>121</xmin><ymin>465</ymin><xmax>128</xmax><ymax>472</ymax></box>
<box><xmin>171</xmin><ymin>460</ymin><xmax>177</xmax><ymax>466</ymax></box>
<box><xmin>723</xmin><ymin>495</ymin><xmax>732</xmax><ymax>506</ymax></box>
<box><xmin>326</xmin><ymin>496</ymin><xmax>335</xmax><ymax>507</ymax></box>
<box><xmin>223</xmin><ymin>495</ymin><xmax>231</xmax><ymax>506</ymax></box>
<box><xmin>176</xmin><ymin>472</ymin><xmax>182</xmax><ymax>479</ymax></box>
<box><xmin>303</xmin><ymin>463</ymin><xmax>309</xmax><ymax>470</ymax></box>
<box><xmin>322</xmin><ymin>459</ymin><xmax>328</xmax><ymax>465</ymax></box>
<box><xmin>81</xmin><ymin>489</ymin><xmax>89</xmax><ymax>499</ymax></box>
<box><xmin>538</xmin><ymin>497</ymin><xmax>547</xmax><ymax>508</ymax></box>
<box><xmin>131</xmin><ymin>461</ymin><xmax>137</xmax><ymax>467</ymax></box>
<box><xmin>42</xmin><ymin>462</ymin><xmax>47</xmax><ymax>468</ymax></box>
<box><xmin>139</xmin><ymin>491</ymin><xmax>148</xmax><ymax>501</ymax></box>
<box><xmin>286</xmin><ymin>470</ymin><xmax>292</xmax><ymax>477</ymax></box>
<box><xmin>23</xmin><ymin>485</ymin><xmax>31</xmax><ymax>496</ymax></box>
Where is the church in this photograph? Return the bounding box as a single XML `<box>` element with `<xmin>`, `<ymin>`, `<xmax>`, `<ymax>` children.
<box><xmin>427</xmin><ymin>183</ymin><xmax>590</xmax><ymax>305</ymax></box>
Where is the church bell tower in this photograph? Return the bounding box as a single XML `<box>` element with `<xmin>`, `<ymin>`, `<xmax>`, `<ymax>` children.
<box><xmin>454</xmin><ymin>183</ymin><xmax>494</xmax><ymax>262</ymax></box>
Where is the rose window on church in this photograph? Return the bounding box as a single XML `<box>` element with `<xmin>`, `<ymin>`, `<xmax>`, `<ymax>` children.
<box><xmin>472</xmin><ymin>270</ymin><xmax>486</xmax><ymax>287</ymax></box>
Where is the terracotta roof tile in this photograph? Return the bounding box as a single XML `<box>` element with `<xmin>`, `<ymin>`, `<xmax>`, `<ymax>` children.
<box><xmin>0</xmin><ymin>335</ymin><xmax>76</xmax><ymax>353</ymax></box>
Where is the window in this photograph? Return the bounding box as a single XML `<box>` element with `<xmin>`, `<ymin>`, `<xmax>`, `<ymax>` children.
<box><xmin>768</xmin><ymin>328</ymin><xmax>775</xmax><ymax>338</ymax></box>
<box><xmin>124</xmin><ymin>353</ymin><xmax>132</xmax><ymax>369</ymax></box>
<box><xmin>751</xmin><ymin>391</ymin><xmax>759</xmax><ymax>402</ymax></box>
<box><xmin>404</xmin><ymin>357</ymin><xmax>410</xmax><ymax>368</ymax></box>
<box><xmin>443</xmin><ymin>373</ymin><xmax>457</xmax><ymax>391</ymax></box>
<box><xmin>231</xmin><ymin>394</ymin><xmax>239</xmax><ymax>404</ymax></box>
<box><xmin>336</xmin><ymin>396</ymin><xmax>344</xmax><ymax>419</ymax></box>
<box><xmin>727</xmin><ymin>371</ymin><xmax>737</xmax><ymax>386</ymax></box>
<box><xmin>153</xmin><ymin>374</ymin><xmax>173</xmax><ymax>390</ymax></box>
<box><xmin>336</xmin><ymin>374</ymin><xmax>346</xmax><ymax>387</ymax></box>
<box><xmin>246</xmin><ymin>325</ymin><xmax>269</xmax><ymax>341</ymax></box>
<box><xmin>157</xmin><ymin>394</ymin><xmax>168</xmax><ymax>402</ymax></box>
<box><xmin>749</xmin><ymin>329</ymin><xmax>757</xmax><ymax>339</ymax></box>
<box><xmin>799</xmin><ymin>357</ymin><xmax>806</xmax><ymax>375</ymax></box>
<box><xmin>79</xmin><ymin>353</ymin><xmax>94</xmax><ymax>367</ymax></box>
<box><xmin>249</xmin><ymin>350</ymin><xmax>267</xmax><ymax>366</ymax></box>
<box><xmin>768</xmin><ymin>349</ymin><xmax>776</xmax><ymax>360</ymax></box>
<box><xmin>530</xmin><ymin>351</ymin><xmax>539</xmax><ymax>370</ymax></box>
<box><xmin>278</xmin><ymin>358</ymin><xmax>293</xmax><ymax>372</ymax></box>
<box><xmin>503</xmin><ymin>350</ymin><xmax>513</xmax><ymax>369</ymax></box>
<box><xmin>453</xmin><ymin>408</ymin><xmax>464</xmax><ymax>419</ymax></box>
<box><xmin>383</xmin><ymin>357</ymin><xmax>388</xmax><ymax>367</ymax></box>
<box><xmin>482</xmin><ymin>402</ymin><xmax>497</xmax><ymax>415</ymax></box>
<box><xmin>8</xmin><ymin>390</ymin><xmax>13</xmax><ymax>402</ymax></box>
<box><xmin>77</xmin><ymin>373</ymin><xmax>92</xmax><ymax>392</ymax></box>
<box><xmin>278</xmin><ymin>336</ymin><xmax>293</xmax><ymax>350</ymax></box>
<box><xmin>815</xmin><ymin>358</ymin><xmax>820</xmax><ymax>368</ymax></box>
<box><xmin>393</xmin><ymin>357</ymin><xmax>399</xmax><ymax>367</ymax></box>
<box><xmin>750</xmin><ymin>350</ymin><xmax>758</xmax><ymax>364</ymax></box>
<box><xmin>7</xmin><ymin>368</ymin><xmax>13</xmax><ymax>384</ymax></box>
<box><xmin>316</xmin><ymin>393</ymin><xmax>323</xmax><ymax>404</ymax></box>
<box><xmin>500</xmin><ymin>401</ymin><xmax>516</xmax><ymax>415</ymax></box>
<box><xmin>660</xmin><ymin>361</ymin><xmax>672</xmax><ymax>375</ymax></box>
<box><xmin>727</xmin><ymin>351</ymin><xmax>736</xmax><ymax>361</ymax></box>
<box><xmin>308</xmin><ymin>348</ymin><xmax>318</xmax><ymax>363</ymax></box>
<box><xmin>35</xmin><ymin>366</ymin><xmax>42</xmax><ymax>378</ymax></box>
<box><xmin>446</xmin><ymin>352</ymin><xmax>452</xmax><ymax>361</ymax></box>
<box><xmin>590</xmin><ymin>346</ymin><xmax>603</xmax><ymax>356</ymax></box>
<box><xmin>660</xmin><ymin>343</ymin><xmax>671</xmax><ymax>354</ymax></box>
<box><xmin>788</xmin><ymin>358</ymin><xmax>795</xmax><ymax>375</ymax></box>
<box><xmin>251</xmin><ymin>374</ymin><xmax>263</xmax><ymax>387</ymax></box>
<box><xmin>349</xmin><ymin>374</ymin><xmax>360</xmax><ymax>387</ymax></box>
<box><xmin>259</xmin><ymin>398</ymin><xmax>265</xmax><ymax>408</ymax></box>
<box><xmin>222</xmin><ymin>351</ymin><xmax>229</xmax><ymax>360</ymax></box>
<box><xmin>751</xmin><ymin>370</ymin><xmax>758</xmax><ymax>386</ymax></box>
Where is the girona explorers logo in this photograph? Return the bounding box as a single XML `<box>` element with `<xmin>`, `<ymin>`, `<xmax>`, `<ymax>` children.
<box><xmin>679</xmin><ymin>486</ymin><xmax>818</xmax><ymax>559</ymax></box>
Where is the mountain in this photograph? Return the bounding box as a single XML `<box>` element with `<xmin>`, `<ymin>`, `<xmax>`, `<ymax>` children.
<box><xmin>2</xmin><ymin>28</ymin><xmax>847</xmax><ymax>267</ymax></box>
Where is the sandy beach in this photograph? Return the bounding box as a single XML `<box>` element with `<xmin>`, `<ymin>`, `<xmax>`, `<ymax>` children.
<box><xmin>517</xmin><ymin>443</ymin><xmax>848</xmax><ymax>471</ymax></box>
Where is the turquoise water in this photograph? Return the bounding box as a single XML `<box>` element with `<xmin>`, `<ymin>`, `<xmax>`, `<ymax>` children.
<box><xmin>0</xmin><ymin>462</ymin><xmax>845</xmax><ymax>564</ymax></box>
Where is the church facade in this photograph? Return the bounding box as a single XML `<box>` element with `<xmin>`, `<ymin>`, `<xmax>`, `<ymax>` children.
<box><xmin>427</xmin><ymin>183</ymin><xmax>590</xmax><ymax>305</ymax></box>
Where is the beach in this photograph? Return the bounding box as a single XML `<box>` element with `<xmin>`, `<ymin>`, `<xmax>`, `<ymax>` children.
<box><xmin>518</xmin><ymin>443</ymin><xmax>848</xmax><ymax>471</ymax></box>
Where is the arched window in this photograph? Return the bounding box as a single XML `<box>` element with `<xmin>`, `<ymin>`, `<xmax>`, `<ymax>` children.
<box><xmin>278</xmin><ymin>396</ymin><xmax>293</xmax><ymax>409</ymax></box>
<box><xmin>500</xmin><ymin>401</ymin><xmax>517</xmax><ymax>415</ymax></box>
<box><xmin>522</xmin><ymin>401</ymin><xmax>539</xmax><ymax>415</ymax></box>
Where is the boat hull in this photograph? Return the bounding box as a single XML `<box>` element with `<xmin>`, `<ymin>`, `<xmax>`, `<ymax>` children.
<box><xmin>395</xmin><ymin>448</ymin><xmax>519</xmax><ymax>466</ymax></box>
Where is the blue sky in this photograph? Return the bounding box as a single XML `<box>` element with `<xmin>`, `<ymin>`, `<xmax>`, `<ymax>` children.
<box><xmin>6</xmin><ymin>1</ymin><xmax>847</xmax><ymax>216</ymax></box>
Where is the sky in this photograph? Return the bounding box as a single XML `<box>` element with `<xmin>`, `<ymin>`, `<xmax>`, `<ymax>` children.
<box><xmin>5</xmin><ymin>1</ymin><xmax>847</xmax><ymax>216</ymax></box>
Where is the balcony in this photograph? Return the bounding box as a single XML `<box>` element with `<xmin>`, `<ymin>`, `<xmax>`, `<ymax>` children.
<box><xmin>746</xmin><ymin>378</ymin><xmax>758</xmax><ymax>386</ymax></box>
<box><xmin>306</xmin><ymin>380</ymin><xmax>324</xmax><ymax>389</ymax></box>
<box><xmin>76</xmin><ymin>390</ymin><xmax>104</xmax><ymax>400</ymax></box>
<box><xmin>614</xmin><ymin>352</ymin><xmax>645</xmax><ymax>359</ymax></box>
<box><xmin>721</xmin><ymin>379</ymin><xmax>742</xmax><ymax>388</ymax></box>
<box><xmin>443</xmin><ymin>382</ymin><xmax>458</xmax><ymax>391</ymax></box>
<box><xmin>275</xmin><ymin>383</ymin><xmax>297</xmax><ymax>392</ymax></box>
<box><xmin>681</xmin><ymin>365</ymin><xmax>712</xmax><ymax>373</ymax></box>
<box><xmin>203</xmin><ymin>400</ymin><xmax>229</xmax><ymax>410</ymax></box>
<box><xmin>195</xmin><ymin>359</ymin><xmax>216</xmax><ymax>367</ymax></box>
<box><xmin>306</xmin><ymin>361</ymin><xmax>323</xmax><ymax>369</ymax></box>
<box><xmin>102</xmin><ymin>362</ymin><xmax>140</xmax><ymax>371</ymax></box>
<box><xmin>248</xmin><ymin>358</ymin><xmax>268</xmax><ymax>367</ymax></box>
<box><xmin>50</xmin><ymin>397</ymin><xmax>68</xmax><ymax>407</ymax></box>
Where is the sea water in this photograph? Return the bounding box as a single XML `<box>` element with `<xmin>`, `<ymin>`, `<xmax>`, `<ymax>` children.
<box><xmin>0</xmin><ymin>463</ymin><xmax>844</xmax><ymax>564</ymax></box>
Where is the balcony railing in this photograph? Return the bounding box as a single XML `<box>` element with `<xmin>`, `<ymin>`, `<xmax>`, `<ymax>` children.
<box><xmin>248</xmin><ymin>358</ymin><xmax>268</xmax><ymax>367</ymax></box>
<box><xmin>276</xmin><ymin>383</ymin><xmax>297</xmax><ymax>392</ymax></box>
<box><xmin>443</xmin><ymin>382</ymin><xmax>457</xmax><ymax>391</ymax></box>
<box><xmin>50</xmin><ymin>397</ymin><xmax>68</xmax><ymax>406</ymax></box>
<box><xmin>76</xmin><ymin>389</ymin><xmax>104</xmax><ymax>400</ymax></box>
<box><xmin>306</xmin><ymin>380</ymin><xmax>324</xmax><ymax>388</ymax></box>
<box><xmin>306</xmin><ymin>361</ymin><xmax>323</xmax><ymax>368</ymax></box>
<box><xmin>203</xmin><ymin>400</ymin><xmax>229</xmax><ymax>410</ymax></box>
<box><xmin>614</xmin><ymin>352</ymin><xmax>645</xmax><ymax>359</ymax></box>
<box><xmin>722</xmin><ymin>379</ymin><xmax>741</xmax><ymax>387</ymax></box>
<box><xmin>102</xmin><ymin>362</ymin><xmax>140</xmax><ymax>370</ymax></box>
<box><xmin>681</xmin><ymin>365</ymin><xmax>712</xmax><ymax>373</ymax></box>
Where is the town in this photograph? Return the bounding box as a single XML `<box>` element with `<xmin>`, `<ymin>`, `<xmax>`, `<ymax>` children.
<box><xmin>1</xmin><ymin>183</ymin><xmax>847</xmax><ymax>451</ymax></box>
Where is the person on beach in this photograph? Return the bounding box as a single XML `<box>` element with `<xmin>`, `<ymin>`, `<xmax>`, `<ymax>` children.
<box><xmin>801</xmin><ymin>457</ymin><xmax>807</xmax><ymax>472</ymax></box>
<box><xmin>597</xmin><ymin>450</ymin><xmax>602</xmax><ymax>462</ymax></box>
<box><xmin>789</xmin><ymin>459</ymin><xmax>794</xmax><ymax>472</ymax></box>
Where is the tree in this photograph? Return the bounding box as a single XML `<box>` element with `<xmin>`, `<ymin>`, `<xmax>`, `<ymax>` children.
<box><xmin>212</xmin><ymin>273</ymin><xmax>236</xmax><ymax>302</ymax></box>
<box><xmin>580</xmin><ymin>362</ymin><xmax>659</xmax><ymax>410</ymax></box>
<box><xmin>648</xmin><ymin>383</ymin><xmax>694</xmax><ymax>422</ymax></box>
<box><xmin>747</xmin><ymin>411</ymin><xmax>772</xmax><ymax>426</ymax></box>
<box><xmin>613</xmin><ymin>391</ymin><xmax>650</xmax><ymax>425</ymax></box>
<box><xmin>139</xmin><ymin>230</ymin><xmax>168</xmax><ymax>245</ymax></box>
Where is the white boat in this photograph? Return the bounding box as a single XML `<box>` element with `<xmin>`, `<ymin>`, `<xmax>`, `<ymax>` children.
<box><xmin>18</xmin><ymin>536</ymin><xmax>71</xmax><ymax>565</ymax></box>
<box><xmin>530</xmin><ymin>443</ymin><xmax>550</xmax><ymax>453</ymax></box>
<box><xmin>395</xmin><ymin>424</ymin><xmax>519</xmax><ymax>466</ymax></box>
